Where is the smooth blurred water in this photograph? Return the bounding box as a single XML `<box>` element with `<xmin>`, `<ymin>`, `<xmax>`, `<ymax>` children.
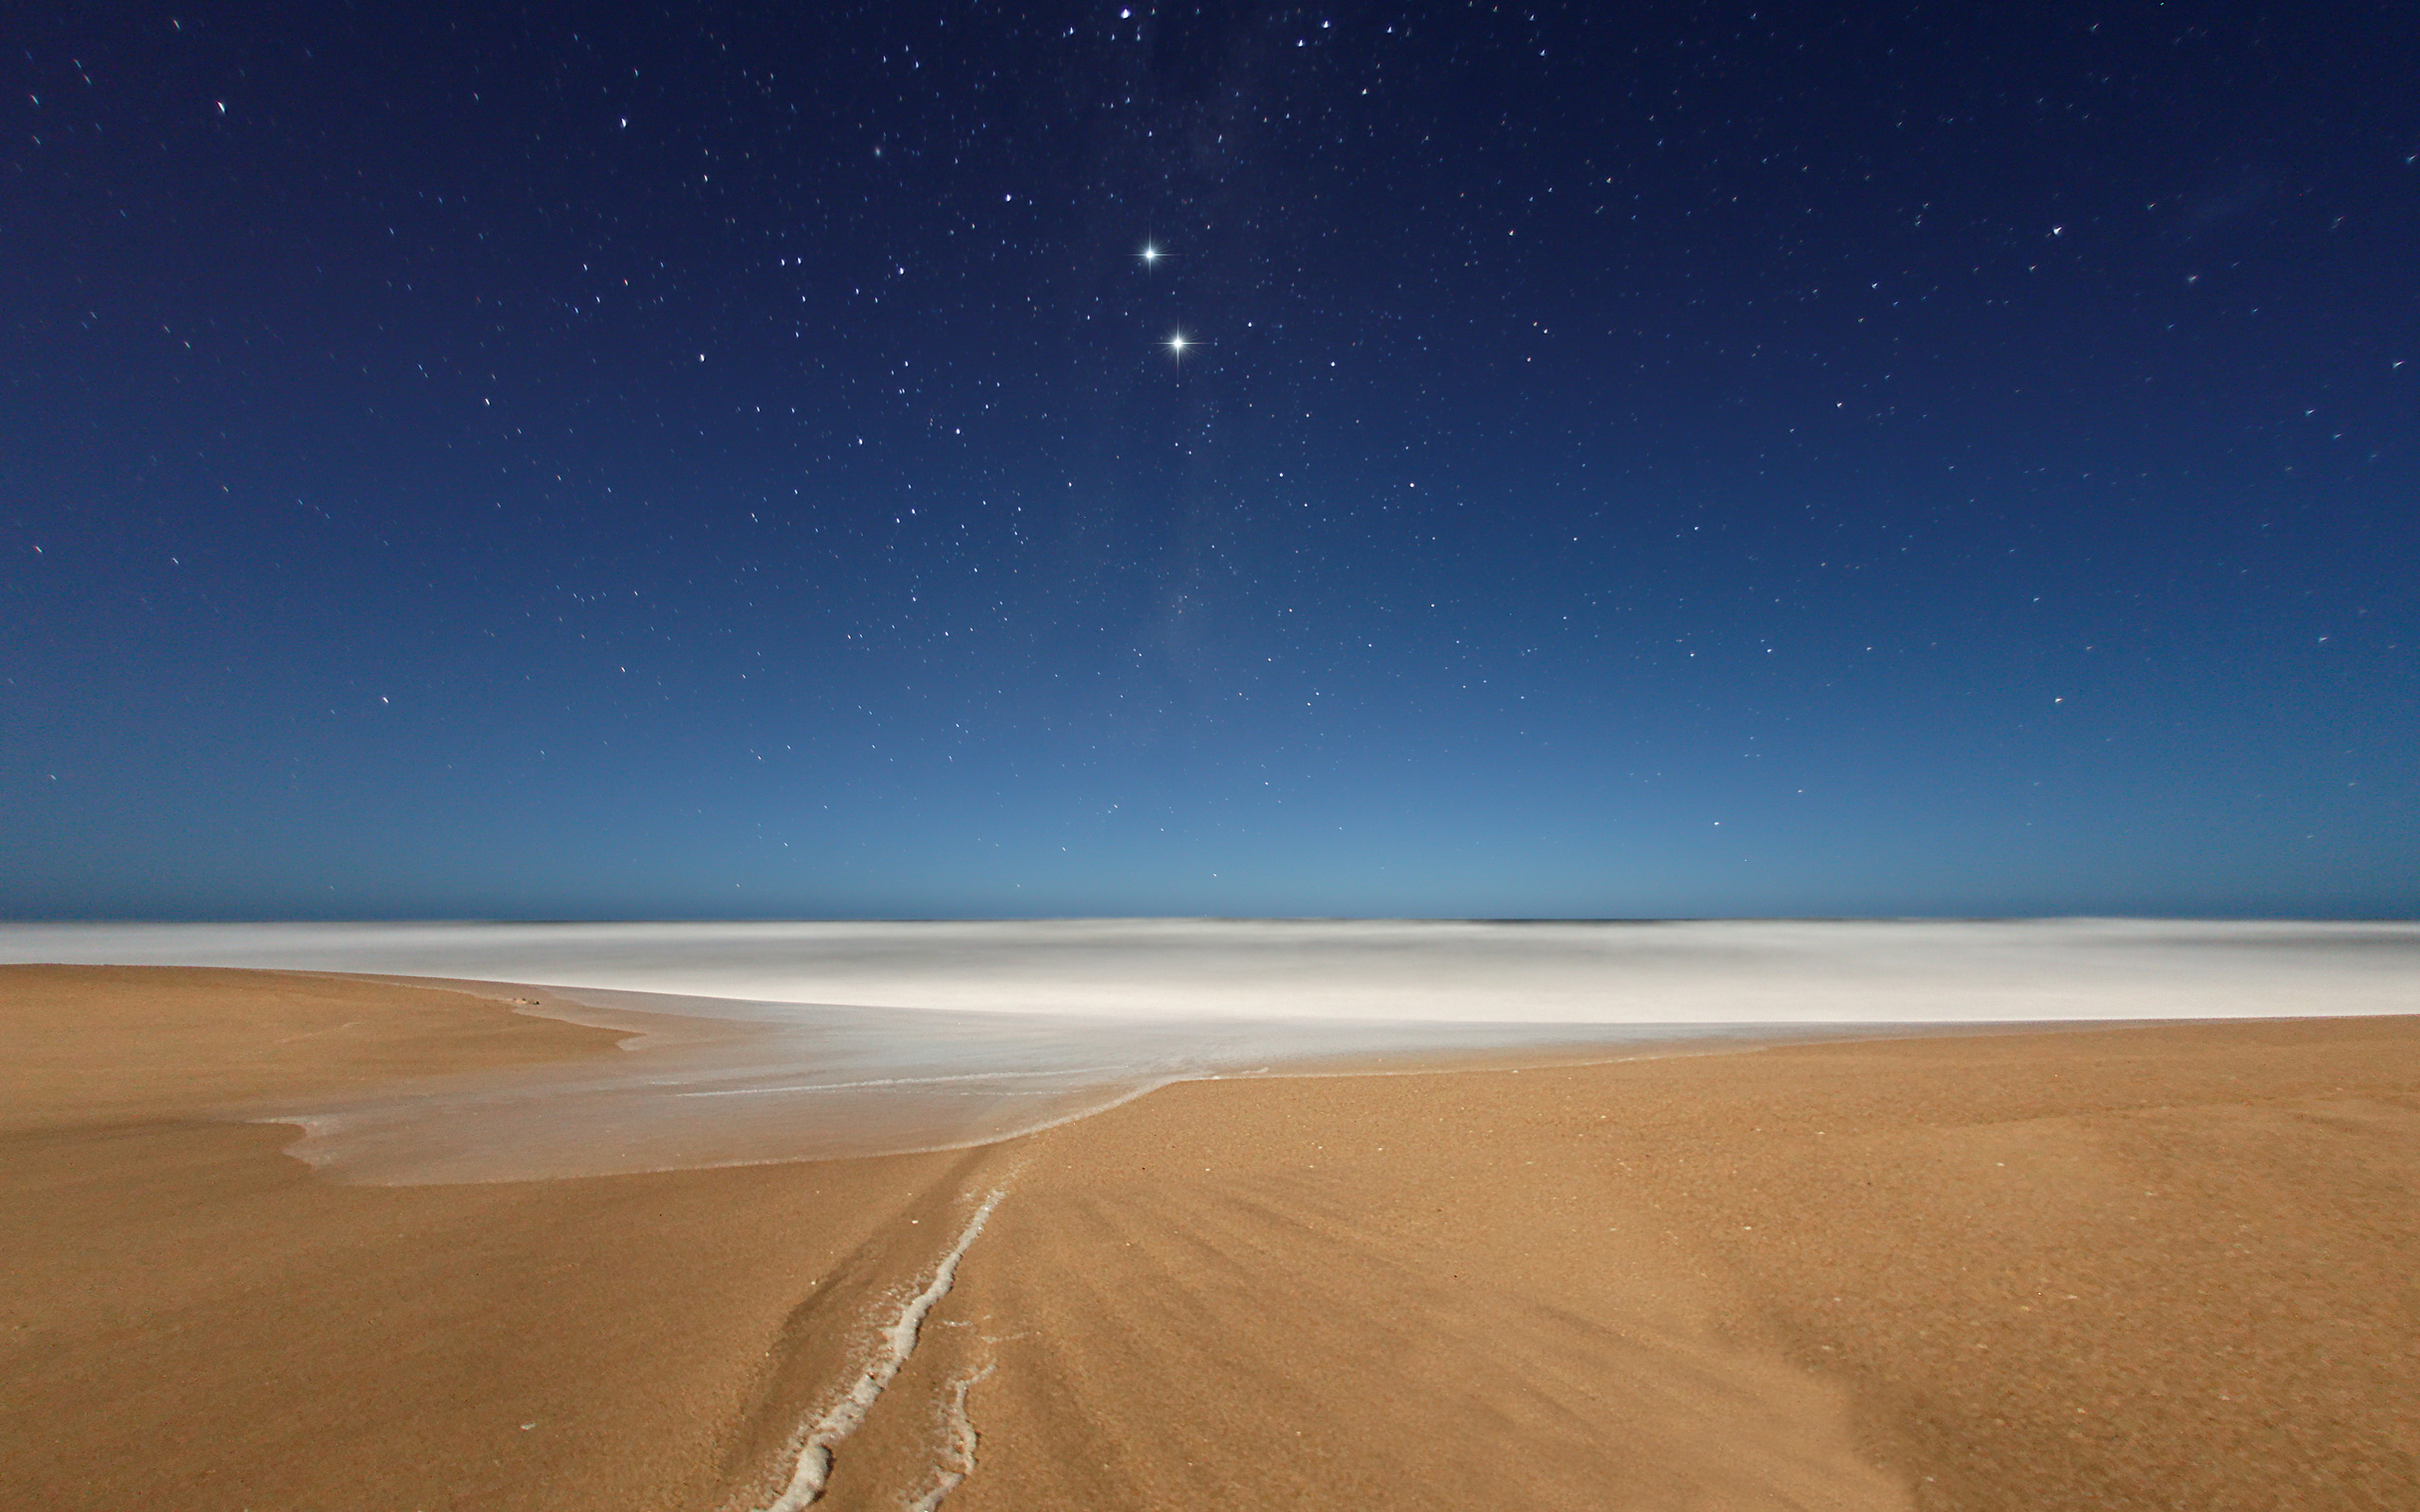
<box><xmin>7</xmin><ymin>919</ymin><xmax>2412</xmax><ymax>1182</ymax></box>
<box><xmin>253</xmin><ymin>988</ymin><xmax>1790</xmax><ymax>1183</ymax></box>
<box><xmin>9</xmin><ymin>917</ymin><xmax>2416</xmax><ymax>1021</ymax></box>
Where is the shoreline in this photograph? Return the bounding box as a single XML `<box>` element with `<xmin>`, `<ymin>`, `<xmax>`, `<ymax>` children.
<box><xmin>4</xmin><ymin>964</ymin><xmax>2414</xmax><ymax>1509</ymax></box>
<box><xmin>251</xmin><ymin>967</ymin><xmax>2325</xmax><ymax>1187</ymax></box>
<box><xmin>205</xmin><ymin>971</ymin><xmax>1998</xmax><ymax>1186</ymax></box>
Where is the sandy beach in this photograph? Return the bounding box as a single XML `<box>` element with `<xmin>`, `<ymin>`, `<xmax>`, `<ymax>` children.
<box><xmin>4</xmin><ymin>964</ymin><xmax>2415</xmax><ymax>1509</ymax></box>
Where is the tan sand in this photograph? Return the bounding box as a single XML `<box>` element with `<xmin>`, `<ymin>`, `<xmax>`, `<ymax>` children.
<box><xmin>843</xmin><ymin>1019</ymin><xmax>2420</xmax><ymax>1512</ymax></box>
<box><xmin>5</xmin><ymin>965</ymin><xmax>2415</xmax><ymax>1510</ymax></box>
<box><xmin>0</xmin><ymin>966</ymin><xmax>994</xmax><ymax>1512</ymax></box>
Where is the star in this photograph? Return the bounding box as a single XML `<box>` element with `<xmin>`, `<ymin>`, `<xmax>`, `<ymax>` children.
<box><xmin>1138</xmin><ymin>242</ymin><xmax>1164</xmax><ymax>268</ymax></box>
<box><xmin>1166</xmin><ymin>331</ymin><xmax>1189</xmax><ymax>358</ymax></box>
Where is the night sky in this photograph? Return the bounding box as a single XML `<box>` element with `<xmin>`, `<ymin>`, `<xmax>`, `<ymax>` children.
<box><xmin>6</xmin><ymin>3</ymin><xmax>2415</xmax><ymax>920</ymax></box>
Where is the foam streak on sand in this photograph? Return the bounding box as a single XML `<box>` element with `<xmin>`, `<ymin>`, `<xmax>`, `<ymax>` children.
<box><xmin>762</xmin><ymin>1186</ymin><xmax>1009</xmax><ymax>1512</ymax></box>
<box><xmin>906</xmin><ymin>1361</ymin><xmax>998</xmax><ymax>1512</ymax></box>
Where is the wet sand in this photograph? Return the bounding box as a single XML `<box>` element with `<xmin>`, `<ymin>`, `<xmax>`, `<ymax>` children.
<box><xmin>5</xmin><ymin>965</ymin><xmax>2416</xmax><ymax>1510</ymax></box>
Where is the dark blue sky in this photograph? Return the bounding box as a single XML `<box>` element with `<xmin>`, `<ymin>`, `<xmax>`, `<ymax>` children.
<box><xmin>6</xmin><ymin>2</ymin><xmax>2415</xmax><ymax>919</ymax></box>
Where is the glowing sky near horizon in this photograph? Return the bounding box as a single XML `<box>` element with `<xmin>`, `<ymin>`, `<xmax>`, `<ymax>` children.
<box><xmin>4</xmin><ymin>4</ymin><xmax>2414</xmax><ymax>919</ymax></box>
